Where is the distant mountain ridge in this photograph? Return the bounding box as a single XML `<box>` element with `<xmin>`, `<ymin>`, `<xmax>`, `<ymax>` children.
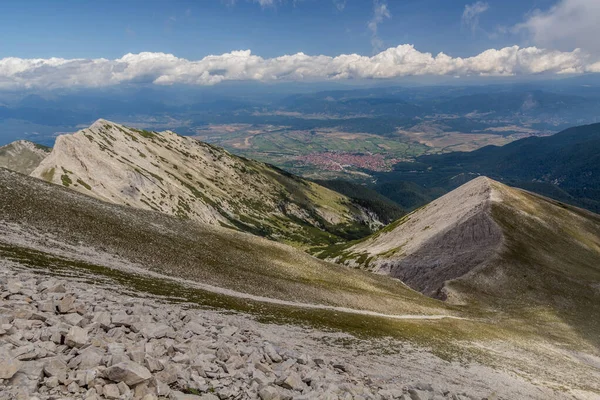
<box><xmin>30</xmin><ymin>119</ymin><xmax>380</xmax><ymax>246</ymax></box>
<box><xmin>0</xmin><ymin>140</ymin><xmax>50</xmax><ymax>174</ymax></box>
<box><xmin>381</xmin><ymin>122</ymin><xmax>600</xmax><ymax>213</ymax></box>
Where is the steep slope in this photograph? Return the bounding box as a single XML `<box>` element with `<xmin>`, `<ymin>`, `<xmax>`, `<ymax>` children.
<box><xmin>312</xmin><ymin>179</ymin><xmax>406</xmax><ymax>223</ymax></box>
<box><xmin>323</xmin><ymin>177</ymin><xmax>504</xmax><ymax>298</ymax></box>
<box><xmin>0</xmin><ymin>167</ymin><xmax>442</xmax><ymax>316</ymax></box>
<box><xmin>0</xmin><ymin>140</ymin><xmax>50</xmax><ymax>174</ymax></box>
<box><xmin>3</xmin><ymin>168</ymin><xmax>600</xmax><ymax>398</ymax></box>
<box><xmin>322</xmin><ymin>177</ymin><xmax>600</xmax><ymax>330</ymax></box>
<box><xmin>31</xmin><ymin>119</ymin><xmax>379</xmax><ymax>246</ymax></box>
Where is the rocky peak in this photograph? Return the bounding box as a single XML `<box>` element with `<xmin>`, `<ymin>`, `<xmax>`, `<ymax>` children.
<box><xmin>0</xmin><ymin>140</ymin><xmax>51</xmax><ymax>175</ymax></box>
<box><xmin>30</xmin><ymin>119</ymin><xmax>379</xmax><ymax>246</ymax></box>
<box><xmin>325</xmin><ymin>176</ymin><xmax>505</xmax><ymax>298</ymax></box>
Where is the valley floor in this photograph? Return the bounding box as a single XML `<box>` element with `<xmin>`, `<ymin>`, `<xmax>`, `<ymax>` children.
<box><xmin>1</xmin><ymin>261</ymin><xmax>598</xmax><ymax>400</ymax></box>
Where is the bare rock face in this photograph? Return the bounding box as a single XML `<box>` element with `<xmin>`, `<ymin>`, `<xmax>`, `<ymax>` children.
<box><xmin>30</xmin><ymin>119</ymin><xmax>380</xmax><ymax>246</ymax></box>
<box><xmin>332</xmin><ymin>177</ymin><xmax>504</xmax><ymax>299</ymax></box>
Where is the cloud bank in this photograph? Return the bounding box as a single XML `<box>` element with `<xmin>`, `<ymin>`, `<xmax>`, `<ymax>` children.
<box><xmin>1</xmin><ymin>45</ymin><xmax>600</xmax><ymax>90</ymax></box>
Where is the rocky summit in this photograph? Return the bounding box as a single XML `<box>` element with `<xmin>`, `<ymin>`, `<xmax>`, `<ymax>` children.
<box><xmin>30</xmin><ymin>119</ymin><xmax>380</xmax><ymax>247</ymax></box>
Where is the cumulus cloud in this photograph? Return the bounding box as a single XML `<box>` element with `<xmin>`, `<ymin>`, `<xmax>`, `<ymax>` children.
<box><xmin>368</xmin><ymin>1</ymin><xmax>391</xmax><ymax>52</ymax></box>
<box><xmin>1</xmin><ymin>45</ymin><xmax>599</xmax><ymax>90</ymax></box>
<box><xmin>516</xmin><ymin>0</ymin><xmax>600</xmax><ymax>54</ymax></box>
<box><xmin>462</xmin><ymin>1</ymin><xmax>489</xmax><ymax>33</ymax></box>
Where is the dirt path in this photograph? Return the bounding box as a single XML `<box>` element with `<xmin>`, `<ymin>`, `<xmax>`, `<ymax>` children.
<box><xmin>0</xmin><ymin>226</ymin><xmax>466</xmax><ymax>322</ymax></box>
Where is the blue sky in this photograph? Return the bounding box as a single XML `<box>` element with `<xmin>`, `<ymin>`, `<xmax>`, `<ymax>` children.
<box><xmin>0</xmin><ymin>0</ymin><xmax>558</xmax><ymax>59</ymax></box>
<box><xmin>0</xmin><ymin>0</ymin><xmax>599</xmax><ymax>89</ymax></box>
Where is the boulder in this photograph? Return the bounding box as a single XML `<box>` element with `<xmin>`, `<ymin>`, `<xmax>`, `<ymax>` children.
<box><xmin>104</xmin><ymin>361</ymin><xmax>152</xmax><ymax>386</ymax></box>
<box><xmin>112</xmin><ymin>312</ymin><xmax>139</xmax><ymax>328</ymax></box>
<box><xmin>57</xmin><ymin>295</ymin><xmax>76</xmax><ymax>313</ymax></box>
<box><xmin>139</xmin><ymin>323</ymin><xmax>172</xmax><ymax>339</ymax></box>
<box><xmin>43</xmin><ymin>357</ymin><xmax>68</xmax><ymax>381</ymax></box>
<box><xmin>259</xmin><ymin>385</ymin><xmax>281</xmax><ymax>400</ymax></box>
<box><xmin>92</xmin><ymin>311</ymin><xmax>112</xmax><ymax>329</ymax></box>
<box><xmin>278</xmin><ymin>372</ymin><xmax>306</xmax><ymax>392</ymax></box>
<box><xmin>65</xmin><ymin>326</ymin><xmax>88</xmax><ymax>348</ymax></box>
<box><xmin>264</xmin><ymin>343</ymin><xmax>282</xmax><ymax>363</ymax></box>
<box><xmin>0</xmin><ymin>348</ymin><xmax>22</xmax><ymax>379</ymax></box>
<box><xmin>103</xmin><ymin>383</ymin><xmax>120</xmax><ymax>399</ymax></box>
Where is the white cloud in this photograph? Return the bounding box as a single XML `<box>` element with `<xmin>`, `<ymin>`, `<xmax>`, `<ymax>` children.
<box><xmin>332</xmin><ymin>0</ymin><xmax>346</xmax><ymax>12</ymax></box>
<box><xmin>0</xmin><ymin>45</ymin><xmax>599</xmax><ymax>90</ymax></box>
<box><xmin>516</xmin><ymin>0</ymin><xmax>600</xmax><ymax>54</ymax></box>
<box><xmin>254</xmin><ymin>0</ymin><xmax>276</xmax><ymax>6</ymax></box>
<box><xmin>462</xmin><ymin>1</ymin><xmax>489</xmax><ymax>33</ymax></box>
<box><xmin>368</xmin><ymin>1</ymin><xmax>391</xmax><ymax>52</ymax></box>
<box><xmin>222</xmin><ymin>0</ymin><xmax>278</xmax><ymax>8</ymax></box>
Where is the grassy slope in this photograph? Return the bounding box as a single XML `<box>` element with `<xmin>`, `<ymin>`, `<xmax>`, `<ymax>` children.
<box><xmin>0</xmin><ymin>168</ymin><xmax>442</xmax><ymax>316</ymax></box>
<box><xmin>3</xmin><ymin>168</ymin><xmax>600</xmax><ymax>393</ymax></box>
<box><xmin>448</xmin><ymin>183</ymin><xmax>600</xmax><ymax>349</ymax></box>
<box><xmin>312</xmin><ymin>179</ymin><xmax>406</xmax><ymax>223</ymax></box>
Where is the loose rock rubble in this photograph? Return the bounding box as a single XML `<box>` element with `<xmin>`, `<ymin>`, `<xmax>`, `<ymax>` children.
<box><xmin>0</xmin><ymin>266</ymin><xmax>510</xmax><ymax>399</ymax></box>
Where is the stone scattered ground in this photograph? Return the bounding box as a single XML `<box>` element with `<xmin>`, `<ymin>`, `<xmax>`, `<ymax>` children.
<box><xmin>0</xmin><ymin>262</ymin><xmax>594</xmax><ymax>400</ymax></box>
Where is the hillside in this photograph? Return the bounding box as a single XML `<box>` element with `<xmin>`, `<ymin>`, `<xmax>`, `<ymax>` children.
<box><xmin>381</xmin><ymin>122</ymin><xmax>600</xmax><ymax>213</ymax></box>
<box><xmin>0</xmin><ymin>167</ymin><xmax>443</xmax><ymax>316</ymax></box>
<box><xmin>30</xmin><ymin>119</ymin><xmax>380</xmax><ymax>246</ymax></box>
<box><xmin>320</xmin><ymin>177</ymin><xmax>600</xmax><ymax>345</ymax></box>
<box><xmin>0</xmin><ymin>140</ymin><xmax>50</xmax><ymax>174</ymax></box>
<box><xmin>312</xmin><ymin>179</ymin><xmax>405</xmax><ymax>223</ymax></box>
<box><xmin>2</xmin><ymin>170</ymin><xmax>600</xmax><ymax>398</ymax></box>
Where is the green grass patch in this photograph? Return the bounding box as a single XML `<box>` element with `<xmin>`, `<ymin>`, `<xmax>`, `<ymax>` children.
<box><xmin>61</xmin><ymin>174</ymin><xmax>72</xmax><ymax>187</ymax></box>
<box><xmin>76</xmin><ymin>179</ymin><xmax>92</xmax><ymax>190</ymax></box>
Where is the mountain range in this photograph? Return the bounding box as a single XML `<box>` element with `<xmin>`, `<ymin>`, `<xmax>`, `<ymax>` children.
<box><xmin>1</xmin><ymin>118</ymin><xmax>600</xmax><ymax>397</ymax></box>
<box><xmin>3</xmin><ymin>119</ymin><xmax>599</xmax><ymax>336</ymax></box>
<box><xmin>376</xmin><ymin>122</ymin><xmax>600</xmax><ymax>213</ymax></box>
<box><xmin>27</xmin><ymin>119</ymin><xmax>381</xmax><ymax>247</ymax></box>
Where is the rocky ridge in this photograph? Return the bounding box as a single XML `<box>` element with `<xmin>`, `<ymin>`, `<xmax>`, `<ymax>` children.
<box><xmin>0</xmin><ymin>140</ymin><xmax>50</xmax><ymax>175</ymax></box>
<box><xmin>30</xmin><ymin>119</ymin><xmax>380</xmax><ymax>246</ymax></box>
<box><xmin>322</xmin><ymin>177</ymin><xmax>504</xmax><ymax>298</ymax></box>
<box><xmin>322</xmin><ymin>175</ymin><xmax>600</xmax><ymax>339</ymax></box>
